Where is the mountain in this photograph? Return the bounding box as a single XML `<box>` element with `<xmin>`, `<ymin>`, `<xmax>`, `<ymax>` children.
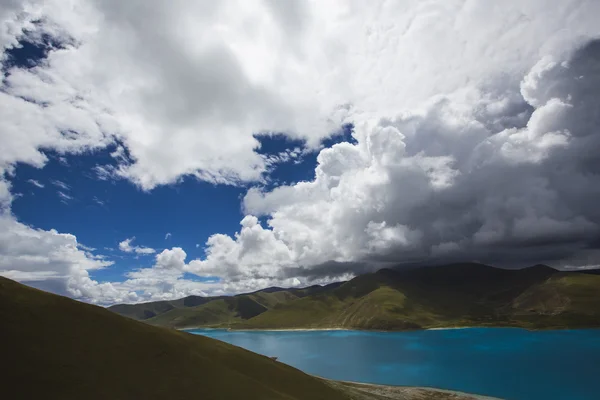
<box><xmin>0</xmin><ymin>276</ymin><xmax>496</xmax><ymax>400</ymax></box>
<box><xmin>109</xmin><ymin>282</ymin><xmax>343</xmax><ymax>329</ymax></box>
<box><xmin>241</xmin><ymin>263</ymin><xmax>600</xmax><ymax>330</ymax></box>
<box><xmin>110</xmin><ymin>263</ymin><xmax>600</xmax><ymax>331</ymax></box>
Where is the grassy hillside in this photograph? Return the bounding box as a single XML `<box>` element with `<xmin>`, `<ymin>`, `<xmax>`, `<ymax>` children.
<box><xmin>108</xmin><ymin>299</ymin><xmax>177</xmax><ymax>320</ymax></box>
<box><xmin>0</xmin><ymin>276</ymin><xmax>497</xmax><ymax>400</ymax></box>
<box><xmin>0</xmin><ymin>276</ymin><xmax>354</xmax><ymax>400</ymax></box>
<box><xmin>236</xmin><ymin>264</ymin><xmax>600</xmax><ymax>330</ymax></box>
<box><xmin>110</xmin><ymin>282</ymin><xmax>343</xmax><ymax>329</ymax></box>
<box><xmin>509</xmin><ymin>272</ymin><xmax>600</xmax><ymax>328</ymax></box>
<box><xmin>107</xmin><ymin>294</ymin><xmax>225</xmax><ymax>320</ymax></box>
<box><xmin>146</xmin><ymin>295</ymin><xmax>269</xmax><ymax>328</ymax></box>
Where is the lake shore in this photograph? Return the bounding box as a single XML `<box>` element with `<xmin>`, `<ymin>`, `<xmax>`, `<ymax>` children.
<box><xmin>181</xmin><ymin>325</ymin><xmax>493</xmax><ymax>332</ymax></box>
<box><xmin>327</xmin><ymin>380</ymin><xmax>502</xmax><ymax>400</ymax></box>
<box><xmin>179</xmin><ymin>324</ymin><xmax>599</xmax><ymax>332</ymax></box>
<box><xmin>179</xmin><ymin>327</ymin><xmax>352</xmax><ymax>332</ymax></box>
<box><xmin>230</xmin><ymin>327</ymin><xmax>350</xmax><ymax>332</ymax></box>
<box><xmin>426</xmin><ymin>326</ymin><xmax>475</xmax><ymax>330</ymax></box>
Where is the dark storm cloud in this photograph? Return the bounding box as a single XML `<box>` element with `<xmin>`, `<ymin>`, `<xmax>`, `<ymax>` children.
<box><xmin>358</xmin><ymin>39</ymin><xmax>600</xmax><ymax>271</ymax></box>
<box><xmin>285</xmin><ymin>261</ymin><xmax>377</xmax><ymax>280</ymax></box>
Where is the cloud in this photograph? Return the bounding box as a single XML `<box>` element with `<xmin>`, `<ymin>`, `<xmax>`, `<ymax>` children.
<box><xmin>93</xmin><ymin>165</ymin><xmax>117</xmax><ymax>181</ymax></box>
<box><xmin>118</xmin><ymin>237</ymin><xmax>156</xmax><ymax>255</ymax></box>
<box><xmin>202</xmin><ymin>39</ymin><xmax>600</xmax><ymax>283</ymax></box>
<box><xmin>155</xmin><ymin>247</ymin><xmax>186</xmax><ymax>270</ymax></box>
<box><xmin>51</xmin><ymin>180</ymin><xmax>70</xmax><ymax>191</ymax></box>
<box><xmin>0</xmin><ymin>215</ymin><xmax>110</xmax><ymax>280</ymax></box>
<box><xmin>77</xmin><ymin>243</ymin><xmax>96</xmax><ymax>252</ymax></box>
<box><xmin>0</xmin><ymin>214</ymin><xmax>138</xmax><ymax>304</ymax></box>
<box><xmin>2</xmin><ymin>1</ymin><xmax>600</xmax><ymax>304</ymax></box>
<box><xmin>114</xmin><ymin>247</ymin><xmax>324</xmax><ymax>302</ymax></box>
<box><xmin>187</xmin><ymin>215</ymin><xmax>295</xmax><ymax>281</ymax></box>
<box><xmin>57</xmin><ymin>191</ymin><xmax>73</xmax><ymax>203</ymax></box>
<box><xmin>164</xmin><ymin>232</ymin><xmax>171</xmax><ymax>240</ymax></box>
<box><xmin>27</xmin><ymin>179</ymin><xmax>44</xmax><ymax>188</ymax></box>
<box><xmin>92</xmin><ymin>196</ymin><xmax>105</xmax><ymax>206</ymax></box>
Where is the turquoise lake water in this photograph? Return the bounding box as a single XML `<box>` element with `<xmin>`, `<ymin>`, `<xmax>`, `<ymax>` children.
<box><xmin>186</xmin><ymin>327</ymin><xmax>600</xmax><ymax>400</ymax></box>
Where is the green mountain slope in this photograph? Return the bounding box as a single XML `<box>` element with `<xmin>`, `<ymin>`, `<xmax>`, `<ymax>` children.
<box><xmin>0</xmin><ymin>276</ymin><xmax>353</xmax><ymax>400</ymax></box>
<box><xmin>146</xmin><ymin>295</ymin><xmax>269</xmax><ymax>328</ymax></box>
<box><xmin>107</xmin><ymin>294</ymin><xmax>226</xmax><ymax>320</ymax></box>
<box><xmin>509</xmin><ymin>272</ymin><xmax>600</xmax><ymax>328</ymax></box>
<box><xmin>108</xmin><ymin>299</ymin><xmax>177</xmax><ymax>320</ymax></box>
<box><xmin>110</xmin><ymin>282</ymin><xmax>343</xmax><ymax>329</ymax></box>
<box><xmin>237</xmin><ymin>264</ymin><xmax>600</xmax><ymax>330</ymax></box>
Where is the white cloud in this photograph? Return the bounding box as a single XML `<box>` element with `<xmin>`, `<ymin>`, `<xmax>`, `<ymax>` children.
<box><xmin>187</xmin><ymin>215</ymin><xmax>296</xmax><ymax>281</ymax></box>
<box><xmin>27</xmin><ymin>179</ymin><xmax>44</xmax><ymax>188</ymax></box>
<box><xmin>118</xmin><ymin>237</ymin><xmax>156</xmax><ymax>255</ymax></box>
<box><xmin>93</xmin><ymin>165</ymin><xmax>117</xmax><ymax>181</ymax></box>
<box><xmin>0</xmin><ymin>215</ymin><xmax>109</xmax><ymax>280</ymax></box>
<box><xmin>155</xmin><ymin>247</ymin><xmax>186</xmax><ymax>270</ymax></box>
<box><xmin>51</xmin><ymin>180</ymin><xmax>70</xmax><ymax>191</ymax></box>
<box><xmin>0</xmin><ymin>214</ymin><xmax>140</xmax><ymax>304</ymax></box>
<box><xmin>164</xmin><ymin>232</ymin><xmax>171</xmax><ymax>240</ymax></box>
<box><xmin>77</xmin><ymin>243</ymin><xmax>96</xmax><ymax>252</ymax></box>
<box><xmin>57</xmin><ymin>191</ymin><xmax>73</xmax><ymax>203</ymax></box>
<box><xmin>113</xmin><ymin>247</ymin><xmax>326</xmax><ymax>302</ymax></box>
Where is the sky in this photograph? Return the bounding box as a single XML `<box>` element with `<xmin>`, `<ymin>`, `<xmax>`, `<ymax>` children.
<box><xmin>1</xmin><ymin>0</ymin><xmax>600</xmax><ymax>305</ymax></box>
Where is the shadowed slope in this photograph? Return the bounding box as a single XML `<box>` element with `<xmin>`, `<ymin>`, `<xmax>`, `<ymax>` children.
<box><xmin>0</xmin><ymin>276</ymin><xmax>352</xmax><ymax>400</ymax></box>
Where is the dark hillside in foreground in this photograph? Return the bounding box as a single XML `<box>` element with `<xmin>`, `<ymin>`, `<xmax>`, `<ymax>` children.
<box><xmin>0</xmin><ymin>276</ymin><xmax>352</xmax><ymax>400</ymax></box>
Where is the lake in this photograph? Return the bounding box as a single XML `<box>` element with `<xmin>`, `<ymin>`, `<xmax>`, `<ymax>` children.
<box><xmin>186</xmin><ymin>327</ymin><xmax>600</xmax><ymax>400</ymax></box>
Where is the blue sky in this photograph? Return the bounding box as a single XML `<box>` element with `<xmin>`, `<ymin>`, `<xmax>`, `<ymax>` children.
<box><xmin>2</xmin><ymin>1</ymin><xmax>600</xmax><ymax>304</ymax></box>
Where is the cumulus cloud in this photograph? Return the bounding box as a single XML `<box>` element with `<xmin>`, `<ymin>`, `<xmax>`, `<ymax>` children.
<box><xmin>2</xmin><ymin>0</ymin><xmax>600</xmax><ymax>303</ymax></box>
<box><xmin>102</xmin><ymin>247</ymin><xmax>313</xmax><ymax>303</ymax></box>
<box><xmin>188</xmin><ymin>215</ymin><xmax>295</xmax><ymax>281</ymax></box>
<box><xmin>0</xmin><ymin>214</ymin><xmax>140</xmax><ymax>304</ymax></box>
<box><xmin>118</xmin><ymin>237</ymin><xmax>156</xmax><ymax>255</ymax></box>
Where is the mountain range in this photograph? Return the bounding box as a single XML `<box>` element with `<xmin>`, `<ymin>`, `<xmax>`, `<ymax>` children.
<box><xmin>109</xmin><ymin>263</ymin><xmax>600</xmax><ymax>330</ymax></box>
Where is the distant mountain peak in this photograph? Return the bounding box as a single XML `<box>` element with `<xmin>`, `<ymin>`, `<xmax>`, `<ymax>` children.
<box><xmin>523</xmin><ymin>264</ymin><xmax>557</xmax><ymax>272</ymax></box>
